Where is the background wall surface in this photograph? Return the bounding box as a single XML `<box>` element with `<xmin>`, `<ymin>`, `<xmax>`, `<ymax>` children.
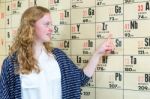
<box><xmin>0</xmin><ymin>0</ymin><xmax>150</xmax><ymax>99</ymax></box>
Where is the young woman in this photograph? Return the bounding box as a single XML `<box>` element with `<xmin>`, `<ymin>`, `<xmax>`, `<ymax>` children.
<box><xmin>0</xmin><ymin>6</ymin><xmax>114</xmax><ymax>99</ymax></box>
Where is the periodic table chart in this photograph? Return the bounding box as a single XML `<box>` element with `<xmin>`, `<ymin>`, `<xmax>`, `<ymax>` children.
<box><xmin>1</xmin><ymin>0</ymin><xmax>150</xmax><ymax>99</ymax></box>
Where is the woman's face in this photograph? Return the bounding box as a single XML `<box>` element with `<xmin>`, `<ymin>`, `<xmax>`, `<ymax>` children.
<box><xmin>34</xmin><ymin>13</ymin><xmax>53</xmax><ymax>43</ymax></box>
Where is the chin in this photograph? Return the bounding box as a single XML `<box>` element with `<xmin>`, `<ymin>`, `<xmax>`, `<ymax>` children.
<box><xmin>41</xmin><ymin>39</ymin><xmax>50</xmax><ymax>42</ymax></box>
<box><xmin>44</xmin><ymin>40</ymin><xmax>51</xmax><ymax>43</ymax></box>
<box><xmin>45</xmin><ymin>39</ymin><xmax>51</xmax><ymax>42</ymax></box>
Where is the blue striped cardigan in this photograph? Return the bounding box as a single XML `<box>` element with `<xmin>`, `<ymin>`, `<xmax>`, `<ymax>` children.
<box><xmin>0</xmin><ymin>48</ymin><xmax>90</xmax><ymax>99</ymax></box>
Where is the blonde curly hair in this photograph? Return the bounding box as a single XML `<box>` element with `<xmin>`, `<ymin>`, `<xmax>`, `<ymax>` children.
<box><xmin>10</xmin><ymin>6</ymin><xmax>53</xmax><ymax>74</ymax></box>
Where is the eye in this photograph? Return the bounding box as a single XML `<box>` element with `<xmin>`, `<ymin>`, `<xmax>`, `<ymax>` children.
<box><xmin>43</xmin><ymin>22</ymin><xmax>53</xmax><ymax>27</ymax></box>
<box><xmin>44</xmin><ymin>22</ymin><xmax>49</xmax><ymax>26</ymax></box>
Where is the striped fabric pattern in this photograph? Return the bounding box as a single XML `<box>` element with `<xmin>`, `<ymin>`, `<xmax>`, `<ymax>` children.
<box><xmin>0</xmin><ymin>48</ymin><xmax>90</xmax><ymax>99</ymax></box>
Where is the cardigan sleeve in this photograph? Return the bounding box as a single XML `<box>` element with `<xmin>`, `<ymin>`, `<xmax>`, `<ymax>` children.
<box><xmin>65</xmin><ymin>57</ymin><xmax>90</xmax><ymax>86</ymax></box>
<box><xmin>53</xmin><ymin>48</ymin><xmax>91</xmax><ymax>86</ymax></box>
<box><xmin>79</xmin><ymin>69</ymin><xmax>91</xmax><ymax>86</ymax></box>
<box><xmin>0</xmin><ymin>58</ymin><xmax>11</xmax><ymax>99</ymax></box>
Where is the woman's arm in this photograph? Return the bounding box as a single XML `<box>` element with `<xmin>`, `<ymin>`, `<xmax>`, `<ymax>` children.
<box><xmin>83</xmin><ymin>34</ymin><xmax>114</xmax><ymax>77</ymax></box>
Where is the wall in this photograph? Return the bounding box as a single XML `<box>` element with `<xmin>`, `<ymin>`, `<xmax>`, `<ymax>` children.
<box><xmin>0</xmin><ymin>0</ymin><xmax>150</xmax><ymax>99</ymax></box>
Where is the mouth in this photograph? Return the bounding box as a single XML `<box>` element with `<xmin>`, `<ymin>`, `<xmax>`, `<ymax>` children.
<box><xmin>47</xmin><ymin>33</ymin><xmax>51</xmax><ymax>37</ymax></box>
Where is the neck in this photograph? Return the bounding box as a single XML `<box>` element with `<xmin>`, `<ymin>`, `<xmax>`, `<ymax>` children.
<box><xmin>33</xmin><ymin>41</ymin><xmax>44</xmax><ymax>59</ymax></box>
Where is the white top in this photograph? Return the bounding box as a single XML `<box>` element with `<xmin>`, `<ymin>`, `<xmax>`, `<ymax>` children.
<box><xmin>20</xmin><ymin>49</ymin><xmax>62</xmax><ymax>99</ymax></box>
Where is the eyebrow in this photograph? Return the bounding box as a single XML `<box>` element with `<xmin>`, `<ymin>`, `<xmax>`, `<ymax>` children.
<box><xmin>43</xmin><ymin>21</ymin><xmax>52</xmax><ymax>24</ymax></box>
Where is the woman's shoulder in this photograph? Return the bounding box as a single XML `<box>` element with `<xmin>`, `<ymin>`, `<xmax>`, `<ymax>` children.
<box><xmin>52</xmin><ymin>48</ymin><xmax>69</xmax><ymax>60</ymax></box>
<box><xmin>52</xmin><ymin>48</ymin><xmax>62</xmax><ymax>52</ymax></box>
<box><xmin>1</xmin><ymin>53</ymin><xmax>17</xmax><ymax>69</ymax></box>
<box><xmin>52</xmin><ymin>48</ymin><xmax>66</xmax><ymax>55</ymax></box>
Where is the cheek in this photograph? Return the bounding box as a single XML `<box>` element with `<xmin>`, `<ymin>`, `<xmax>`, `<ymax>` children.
<box><xmin>35</xmin><ymin>26</ymin><xmax>44</xmax><ymax>37</ymax></box>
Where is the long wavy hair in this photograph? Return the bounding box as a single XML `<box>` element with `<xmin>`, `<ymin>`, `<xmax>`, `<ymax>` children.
<box><xmin>10</xmin><ymin>6</ymin><xmax>53</xmax><ymax>74</ymax></box>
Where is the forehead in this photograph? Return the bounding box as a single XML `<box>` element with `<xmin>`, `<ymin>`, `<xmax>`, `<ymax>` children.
<box><xmin>37</xmin><ymin>13</ymin><xmax>52</xmax><ymax>22</ymax></box>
